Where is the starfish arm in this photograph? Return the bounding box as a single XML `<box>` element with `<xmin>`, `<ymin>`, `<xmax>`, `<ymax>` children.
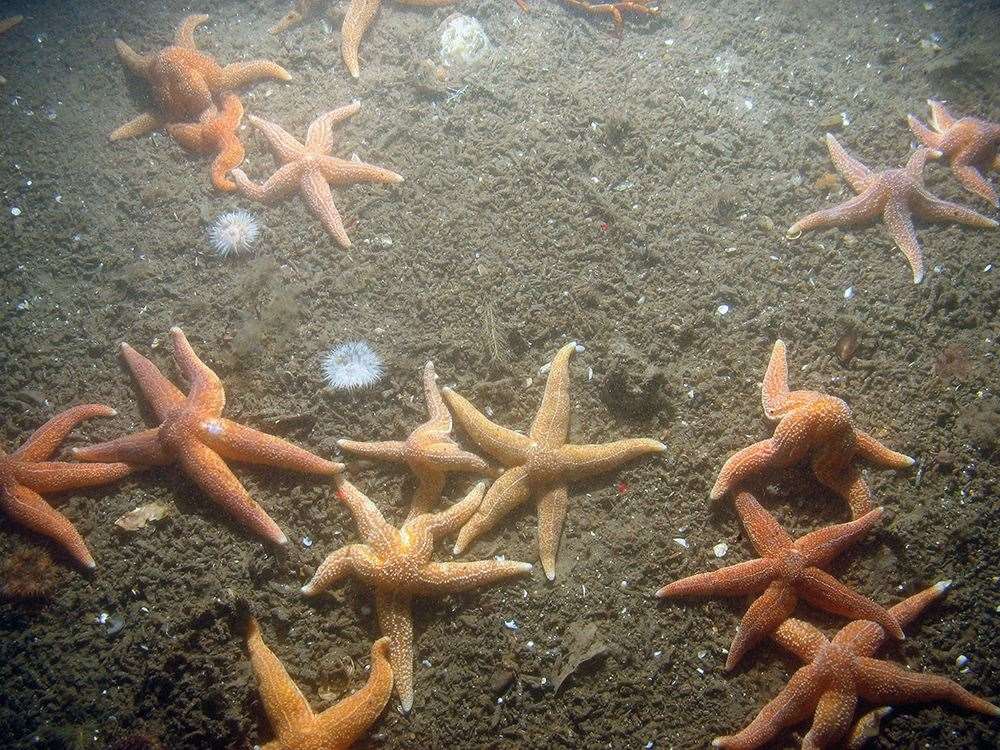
<box><xmin>802</xmin><ymin>688</ymin><xmax>858</xmax><ymax>750</ymax></box>
<box><xmin>417</xmin><ymin>440</ymin><xmax>493</xmax><ymax>476</ymax></box>
<box><xmin>911</xmin><ymin>186</ymin><xmax>998</xmax><ymax>229</ymax></box>
<box><xmin>726</xmin><ymin>580</ymin><xmax>798</xmax><ymax>671</ymax></box>
<box><xmin>928</xmin><ymin>100</ymin><xmax>957</xmax><ymax>131</ymax></box>
<box><xmin>113</xmin><ymin>39</ymin><xmax>152</xmax><ymax>78</ymax></box>
<box><xmin>166</xmin><ymin>121</ymin><xmax>207</xmax><ymax>152</ymax></box>
<box><xmin>301</xmin><ymin>169</ymin><xmax>351</xmax><ymax>248</ymax></box>
<box><xmin>770</xmin><ymin>617</ymin><xmax>829</xmax><ymax>662</ymax></box>
<box><xmin>537</xmin><ymin>483</ymin><xmax>569</xmax><ymax>580</ymax></box>
<box><xmin>72</xmin><ymin>428</ymin><xmax>170</xmax><ymax>466</ymax></box>
<box><xmin>904</xmin><ymin>146</ymin><xmax>931</xmax><ymax>178</ymax></box>
<box><xmin>883</xmin><ymin>198</ymin><xmax>925</xmax><ymax>283</ymax></box>
<box><xmin>175</xmin><ymin>438</ymin><xmax>287</xmax><ymax>544</ymax></box>
<box><xmin>406</xmin><ymin>473</ymin><xmax>447</xmax><ymax>521</ymax></box>
<box><xmin>338</xmin><ymin>438</ymin><xmax>408</xmax><ymax>464</ymax></box>
<box><xmin>835</xmin><ymin>582</ymin><xmax>950</xmax><ymax>657</ymax></box>
<box><xmin>796</xmin><ymin>507</ymin><xmax>883</xmax><ymax>568</ymax></box>
<box><xmin>405</xmin><ymin>481</ymin><xmax>484</xmax><ymax>540</ymax></box>
<box><xmin>300</xmin><ymin>544</ymin><xmax>369</xmax><ymax>595</ymax></box>
<box><xmin>421</xmin><ymin>361</ymin><xmax>450</xmax><ymax>428</ymax></box>
<box><xmin>853</xmin><ymin>430</ymin><xmax>914</xmax><ymax>470</ymax></box>
<box><xmin>209</xmin><ymin>135</ymin><xmax>245</xmax><ymax>192</ymax></box>
<box><xmin>109</xmin><ymin>111</ymin><xmax>163</xmax><ymax>142</ymax></box>
<box><xmin>529</xmin><ymin>342</ymin><xmax>578</xmax><ymax>448</ymax></box>
<box><xmin>952</xmin><ymin>165</ymin><xmax>999</xmax><ymax>207</ymax></box>
<box><xmin>787</xmin><ymin>188</ymin><xmax>884</xmax><ymax>237</ymax></box>
<box><xmin>656</xmin><ymin>557</ymin><xmax>779</xmax><ymax>599</ymax></box>
<box><xmin>246</xmin><ymin>114</ymin><xmax>305</xmax><ymax>162</ymax></box>
<box><xmin>174</xmin><ymin>14</ymin><xmax>209</xmax><ymax>49</ymax></box>
<box><xmin>200</xmin><ymin>418</ymin><xmax>342</xmax><ymax>475</ymax></box>
<box><xmin>811</xmin><ymin>457</ymin><xmax>874</xmax><ymax>520</ymax></box>
<box><xmin>732</xmin><ymin>489</ymin><xmax>793</xmax><ymax>557</ymax></box>
<box><xmin>246</xmin><ymin>618</ymin><xmax>315</xmax><ymax>740</ymax></box>
<box><xmin>232</xmin><ymin>162</ymin><xmax>303</xmax><ymax>204</ymax></box>
<box><xmin>712</xmin><ymin>424</ymin><xmax>809</xmax><ymax>502</ymax></box>
<box><xmin>333</xmin><ymin>477</ymin><xmax>397</xmax><ymax>554</ymax></box>
<box><xmin>340</xmin><ymin>0</ymin><xmax>382</xmax><ymax>79</ymax></box>
<box><xmin>712</xmin><ymin>664</ymin><xmax>825</xmax><ymax>749</ymax></box>
<box><xmin>555</xmin><ymin>438</ymin><xmax>666</xmax><ymax>482</ymax></box>
<box><xmin>11</xmin><ymin>461</ymin><xmax>132</xmax><ymax>494</ymax></box>
<box><xmin>215</xmin><ymin>60</ymin><xmax>292</xmax><ymax>91</ymax></box>
<box><xmin>907</xmin><ymin>114</ymin><xmax>944</xmax><ymax>151</ymax></box>
<box><xmin>888</xmin><ymin>581</ymin><xmax>950</xmax><ymax>631</ymax></box>
<box><xmin>375</xmin><ymin>590</ymin><xmax>415</xmax><ymax>712</ymax></box>
<box><xmin>317</xmin><ymin>155</ymin><xmax>404</xmax><ymax>187</ymax></box>
<box><xmin>1</xmin><ymin>484</ymin><xmax>96</xmax><ymax>568</ymax></box>
<box><xmin>826</xmin><ymin>134</ymin><xmax>875</xmax><ymax>193</ymax></box>
<box><xmin>441</xmin><ymin>387</ymin><xmax>533</xmax><ymax>466</ymax></box>
<box><xmin>760</xmin><ymin>340</ymin><xmax>791</xmax><ymax>419</ymax></box>
<box><xmin>312</xmin><ymin>637</ymin><xmax>393</xmax><ymax>746</ymax></box>
<box><xmin>0</xmin><ymin>16</ymin><xmax>23</xmax><ymax>34</ymax></box>
<box><xmin>993</xmin><ymin>152</ymin><xmax>1000</xmax><ymax>171</ymax></box>
<box><xmin>270</xmin><ymin>8</ymin><xmax>305</xmax><ymax>34</ymax></box>
<box><xmin>305</xmin><ymin>103</ymin><xmax>361</xmax><ymax>153</ymax></box>
<box><xmin>453</xmin><ymin>466</ymin><xmax>531</xmax><ymax>555</ymax></box>
<box><xmin>846</xmin><ymin>707</ymin><xmax>893</xmax><ymax>750</ymax></box>
<box><xmin>169</xmin><ymin>327</ymin><xmax>225</xmax><ymax>414</ymax></box>
<box><xmin>797</xmin><ymin>567</ymin><xmax>903</xmax><ymax>641</ymax></box>
<box><xmin>14</xmin><ymin>405</ymin><xmax>118</xmax><ymax>462</ymax></box>
<box><xmin>119</xmin><ymin>341</ymin><xmax>186</xmax><ymax>422</ymax></box>
<box><xmin>854</xmin><ymin>657</ymin><xmax>1000</xmax><ymax>716</ymax></box>
<box><xmin>416</xmin><ymin>558</ymin><xmax>533</xmax><ymax>595</ymax></box>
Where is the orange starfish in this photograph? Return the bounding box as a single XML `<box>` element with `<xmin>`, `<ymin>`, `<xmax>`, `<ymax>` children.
<box><xmin>166</xmin><ymin>93</ymin><xmax>245</xmax><ymax>191</ymax></box>
<box><xmin>712</xmin><ymin>581</ymin><xmax>1000</xmax><ymax>749</ymax></box>
<box><xmin>269</xmin><ymin>0</ymin><xmax>328</xmax><ymax>34</ymax></box>
<box><xmin>302</xmin><ymin>478</ymin><xmax>533</xmax><ymax>711</ymax></box>
<box><xmin>247</xmin><ymin>619</ymin><xmax>392</xmax><ymax>750</ymax></box>
<box><xmin>786</xmin><ymin>134</ymin><xmax>997</xmax><ymax>283</ymax></box>
<box><xmin>908</xmin><ymin>99</ymin><xmax>1000</xmax><ymax>207</ymax></box>
<box><xmin>657</xmin><ymin>488</ymin><xmax>902</xmax><ymax>670</ymax></box>
<box><xmin>711</xmin><ymin>340</ymin><xmax>914</xmax><ymax>519</ymax></box>
<box><xmin>231</xmin><ymin>103</ymin><xmax>403</xmax><ymax>248</ymax></box>
<box><xmin>442</xmin><ymin>342</ymin><xmax>666</xmax><ymax>580</ymax></box>
<box><xmin>72</xmin><ymin>327</ymin><xmax>343</xmax><ymax>545</ymax></box>
<box><xmin>338</xmin><ymin>361</ymin><xmax>493</xmax><ymax>521</ymax></box>
<box><xmin>1</xmin><ymin>405</ymin><xmax>132</xmax><ymax>568</ymax></box>
<box><xmin>110</xmin><ymin>14</ymin><xmax>291</xmax><ymax>142</ymax></box>
<box><xmin>514</xmin><ymin>1</ymin><xmax>659</xmax><ymax>30</ymax></box>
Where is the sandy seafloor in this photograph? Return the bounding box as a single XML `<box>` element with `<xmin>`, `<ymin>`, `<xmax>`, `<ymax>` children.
<box><xmin>1</xmin><ymin>0</ymin><xmax>999</xmax><ymax>747</ymax></box>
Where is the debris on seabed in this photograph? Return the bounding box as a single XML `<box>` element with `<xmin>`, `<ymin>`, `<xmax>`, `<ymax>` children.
<box><xmin>115</xmin><ymin>501</ymin><xmax>172</xmax><ymax>531</ymax></box>
<box><xmin>713</xmin><ymin>542</ymin><xmax>729</xmax><ymax>557</ymax></box>
<box><xmin>673</xmin><ymin>538</ymin><xmax>689</xmax><ymax>549</ymax></box>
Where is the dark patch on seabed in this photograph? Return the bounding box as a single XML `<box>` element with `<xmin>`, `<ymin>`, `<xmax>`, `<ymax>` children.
<box><xmin>1</xmin><ymin>0</ymin><xmax>998</xmax><ymax>748</ymax></box>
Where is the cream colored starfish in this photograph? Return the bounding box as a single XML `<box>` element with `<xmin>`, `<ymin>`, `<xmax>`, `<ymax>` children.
<box><xmin>442</xmin><ymin>342</ymin><xmax>666</xmax><ymax>580</ymax></box>
<box><xmin>231</xmin><ymin>103</ymin><xmax>403</xmax><ymax>248</ymax></box>
<box><xmin>302</xmin><ymin>477</ymin><xmax>532</xmax><ymax>712</ymax></box>
<box><xmin>338</xmin><ymin>361</ymin><xmax>493</xmax><ymax>521</ymax></box>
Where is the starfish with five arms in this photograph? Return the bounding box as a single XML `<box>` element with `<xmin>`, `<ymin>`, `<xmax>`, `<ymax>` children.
<box><xmin>166</xmin><ymin>93</ymin><xmax>245</xmax><ymax>192</ymax></box>
<box><xmin>111</xmin><ymin>14</ymin><xmax>290</xmax><ymax>142</ymax></box>
<box><xmin>908</xmin><ymin>99</ymin><xmax>1000</xmax><ymax>207</ymax></box>
<box><xmin>711</xmin><ymin>340</ymin><xmax>914</xmax><ymax>520</ymax></box>
<box><xmin>786</xmin><ymin>134</ymin><xmax>997</xmax><ymax>283</ymax></box>
<box><xmin>1</xmin><ymin>405</ymin><xmax>132</xmax><ymax>568</ymax></box>
<box><xmin>72</xmin><ymin>327</ymin><xmax>343</xmax><ymax>545</ymax></box>
<box><xmin>442</xmin><ymin>342</ymin><xmax>666</xmax><ymax>580</ymax></box>
<box><xmin>231</xmin><ymin>103</ymin><xmax>403</xmax><ymax>248</ymax></box>
<box><xmin>712</xmin><ymin>580</ymin><xmax>1000</xmax><ymax>749</ymax></box>
<box><xmin>338</xmin><ymin>361</ymin><xmax>493</xmax><ymax>521</ymax></box>
<box><xmin>657</xmin><ymin>487</ymin><xmax>902</xmax><ymax>671</ymax></box>
<box><xmin>302</xmin><ymin>478</ymin><xmax>533</xmax><ymax>711</ymax></box>
<box><xmin>247</xmin><ymin>619</ymin><xmax>392</xmax><ymax>750</ymax></box>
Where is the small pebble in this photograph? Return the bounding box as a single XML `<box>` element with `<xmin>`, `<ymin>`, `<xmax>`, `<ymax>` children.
<box><xmin>713</xmin><ymin>542</ymin><xmax>729</xmax><ymax>558</ymax></box>
<box><xmin>11</xmin><ymin>206</ymin><xmax>21</xmax><ymax>216</ymax></box>
<box><xmin>717</xmin><ymin>304</ymin><xmax>730</xmax><ymax>315</ymax></box>
<box><xmin>955</xmin><ymin>654</ymin><xmax>969</xmax><ymax>667</ymax></box>
<box><xmin>843</xmin><ymin>287</ymin><xmax>854</xmax><ymax>300</ymax></box>
<box><xmin>673</xmin><ymin>538</ymin><xmax>689</xmax><ymax>549</ymax></box>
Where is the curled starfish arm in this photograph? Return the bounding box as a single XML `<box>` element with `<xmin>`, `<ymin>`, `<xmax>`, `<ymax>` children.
<box><xmin>797</xmin><ymin>567</ymin><xmax>903</xmax><ymax>640</ymax></box>
<box><xmin>120</xmin><ymin>342</ymin><xmax>186</xmax><ymax>420</ymax></box>
<box><xmin>1</xmin><ymin>484</ymin><xmax>96</xmax><ymax>568</ymax></box>
<box><xmin>301</xmin><ymin>544</ymin><xmax>369</xmax><ymax>595</ymax></box>
<box><xmin>453</xmin><ymin>465</ymin><xmax>531</xmax><ymax>554</ymax></box>
<box><xmin>302</xmin><ymin>169</ymin><xmax>351</xmax><ymax>247</ymax></box>
<box><xmin>853</xmin><ymin>430</ymin><xmax>914</xmax><ymax>470</ymax></box>
<box><xmin>406</xmin><ymin>482</ymin><xmax>485</xmax><ymax>541</ymax></box>
<box><xmin>114</xmin><ymin>39</ymin><xmax>152</xmax><ymax>78</ymax></box>
<box><xmin>170</xmin><ymin>327</ymin><xmax>224</xmax><ymax>413</ymax></box>
<box><xmin>537</xmin><ymin>484</ymin><xmax>569</xmax><ymax>580</ymax></box>
<box><xmin>826</xmin><ymin>133</ymin><xmax>875</xmax><ymax>192</ymax></box>
<box><xmin>529</xmin><ymin>342</ymin><xmax>578</xmax><ymax>448</ymax></box>
<box><xmin>341</xmin><ymin>0</ymin><xmax>381</xmax><ymax>79</ymax></box>
<box><xmin>907</xmin><ymin>114</ymin><xmax>944</xmax><ymax>152</ymax></box>
<box><xmin>771</xmin><ymin>617</ymin><xmax>829</xmax><ymax>662</ymax></box>
<box><xmin>246</xmin><ymin>618</ymin><xmax>315</xmax><ymax>736</ymax></box>
<box><xmin>313</xmin><ymin>637</ymin><xmax>393</xmax><ymax>744</ymax></box>
<box><xmin>796</xmin><ymin>507</ymin><xmax>883</xmax><ymax>567</ymax></box>
<box><xmin>802</xmin><ymin>688</ymin><xmax>858</xmax><ymax>749</ymax></box>
<box><xmin>72</xmin><ymin>428</ymin><xmax>170</xmax><ymax>466</ymax></box>
<box><xmin>247</xmin><ymin>114</ymin><xmax>305</xmax><ymax>162</ymax></box>
<box><xmin>555</xmin><ymin>439</ymin><xmax>666</xmax><ymax>482</ymax></box>
<box><xmin>442</xmin><ymin>387</ymin><xmax>533</xmax><ymax>466</ymax></box>
<box><xmin>416</xmin><ymin>558</ymin><xmax>533</xmax><ymax>594</ymax></box>
<box><xmin>911</xmin><ymin>187</ymin><xmax>998</xmax><ymax>228</ymax></box>
<box><xmin>317</xmin><ymin>155</ymin><xmax>403</xmax><ymax>187</ymax></box>
<box><xmin>952</xmin><ymin>164</ymin><xmax>999</xmax><ymax>207</ymax></box>
<box><xmin>232</xmin><ymin>163</ymin><xmax>302</xmax><ymax>203</ymax></box>
<box><xmin>109</xmin><ymin>111</ymin><xmax>163</xmax><ymax>142</ymax></box>
<box><xmin>199</xmin><ymin>418</ymin><xmax>342</xmax><ymax>475</ymax></box>
<box><xmin>811</xmin><ymin>456</ymin><xmax>874</xmax><ymax>519</ymax></box>
<box><xmin>210</xmin><ymin>138</ymin><xmax>245</xmax><ymax>192</ymax></box>
<box><xmin>854</xmin><ymin>657</ymin><xmax>1000</xmax><ymax>716</ymax></box>
<box><xmin>305</xmin><ymin>103</ymin><xmax>361</xmax><ymax>152</ymax></box>
<box><xmin>787</xmin><ymin>188</ymin><xmax>884</xmax><ymax>237</ymax></box>
<box><xmin>166</xmin><ymin>121</ymin><xmax>207</xmax><ymax>152</ymax></box>
<box><xmin>375</xmin><ymin>590</ymin><xmax>415</xmax><ymax>711</ymax></box>
<box><xmin>726</xmin><ymin>581</ymin><xmax>798</xmax><ymax>670</ymax></box>
<box><xmin>334</xmin><ymin>477</ymin><xmax>396</xmax><ymax>553</ymax></box>
<box><xmin>13</xmin><ymin>405</ymin><xmax>118</xmax><ymax>462</ymax></box>
<box><xmin>12</xmin><ymin>461</ymin><xmax>132</xmax><ymax>494</ymax></box>
<box><xmin>560</xmin><ymin>0</ymin><xmax>659</xmax><ymax>28</ymax></box>
<box><xmin>216</xmin><ymin>59</ymin><xmax>292</xmax><ymax>90</ymax></box>
<box><xmin>338</xmin><ymin>438</ymin><xmax>407</xmax><ymax>464</ymax></box>
<box><xmin>928</xmin><ymin>100</ymin><xmax>957</xmax><ymax>131</ymax></box>
<box><xmin>174</xmin><ymin>13</ymin><xmax>209</xmax><ymax>49</ymax></box>
<box><xmin>732</xmin><ymin>489</ymin><xmax>793</xmax><ymax>557</ymax></box>
<box><xmin>656</xmin><ymin>558</ymin><xmax>779</xmax><ymax>598</ymax></box>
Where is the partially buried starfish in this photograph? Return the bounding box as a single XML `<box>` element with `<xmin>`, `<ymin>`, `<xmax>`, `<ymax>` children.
<box><xmin>166</xmin><ymin>93</ymin><xmax>245</xmax><ymax>191</ymax></box>
<box><xmin>712</xmin><ymin>581</ymin><xmax>1000</xmax><ymax>749</ymax></box>
<box><xmin>1</xmin><ymin>405</ymin><xmax>132</xmax><ymax>568</ymax></box>
<box><xmin>302</xmin><ymin>478</ymin><xmax>533</xmax><ymax>711</ymax></box>
<box><xmin>786</xmin><ymin>133</ymin><xmax>997</xmax><ymax>283</ymax></box>
<box><xmin>514</xmin><ymin>0</ymin><xmax>659</xmax><ymax>30</ymax></box>
<box><xmin>247</xmin><ymin>619</ymin><xmax>392</xmax><ymax>750</ymax></box>
<box><xmin>711</xmin><ymin>340</ymin><xmax>914</xmax><ymax>519</ymax></box>
<box><xmin>908</xmin><ymin>99</ymin><xmax>1000</xmax><ymax>207</ymax></box>
<box><xmin>110</xmin><ymin>14</ymin><xmax>290</xmax><ymax>141</ymax></box>
<box><xmin>338</xmin><ymin>361</ymin><xmax>493</xmax><ymax>521</ymax></box>
<box><xmin>657</xmin><ymin>487</ymin><xmax>902</xmax><ymax>671</ymax></box>
<box><xmin>231</xmin><ymin>103</ymin><xmax>403</xmax><ymax>248</ymax></box>
<box><xmin>442</xmin><ymin>342</ymin><xmax>666</xmax><ymax>580</ymax></box>
<box><xmin>72</xmin><ymin>327</ymin><xmax>343</xmax><ymax>545</ymax></box>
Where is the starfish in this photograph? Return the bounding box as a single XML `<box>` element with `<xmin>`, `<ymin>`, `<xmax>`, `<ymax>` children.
<box><xmin>711</xmin><ymin>340</ymin><xmax>914</xmax><ymax>520</ymax></box>
<box><xmin>656</xmin><ymin>487</ymin><xmax>902</xmax><ymax>670</ymax></box>
<box><xmin>269</xmin><ymin>0</ymin><xmax>329</xmax><ymax>34</ymax></box>
<box><xmin>246</xmin><ymin>618</ymin><xmax>392</xmax><ymax>750</ymax></box>
<box><xmin>441</xmin><ymin>342</ymin><xmax>666</xmax><ymax>580</ymax></box>
<box><xmin>338</xmin><ymin>361</ymin><xmax>493</xmax><ymax>521</ymax></box>
<box><xmin>908</xmin><ymin>99</ymin><xmax>1000</xmax><ymax>207</ymax></box>
<box><xmin>513</xmin><ymin>1</ymin><xmax>659</xmax><ymax>30</ymax></box>
<box><xmin>71</xmin><ymin>327</ymin><xmax>343</xmax><ymax>545</ymax></box>
<box><xmin>231</xmin><ymin>103</ymin><xmax>403</xmax><ymax>248</ymax></box>
<box><xmin>301</xmin><ymin>477</ymin><xmax>533</xmax><ymax>711</ymax></box>
<box><xmin>786</xmin><ymin>133</ymin><xmax>997</xmax><ymax>283</ymax></box>
<box><xmin>110</xmin><ymin>14</ymin><xmax>291</xmax><ymax>142</ymax></box>
<box><xmin>712</xmin><ymin>581</ymin><xmax>1000</xmax><ymax>749</ymax></box>
<box><xmin>1</xmin><ymin>405</ymin><xmax>132</xmax><ymax>568</ymax></box>
<box><xmin>166</xmin><ymin>93</ymin><xmax>245</xmax><ymax>192</ymax></box>
<box><xmin>0</xmin><ymin>15</ymin><xmax>22</xmax><ymax>86</ymax></box>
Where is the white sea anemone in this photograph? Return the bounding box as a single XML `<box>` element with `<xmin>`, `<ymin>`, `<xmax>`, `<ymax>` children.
<box><xmin>208</xmin><ymin>210</ymin><xmax>261</xmax><ymax>257</ymax></box>
<box><xmin>321</xmin><ymin>341</ymin><xmax>384</xmax><ymax>391</ymax></box>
